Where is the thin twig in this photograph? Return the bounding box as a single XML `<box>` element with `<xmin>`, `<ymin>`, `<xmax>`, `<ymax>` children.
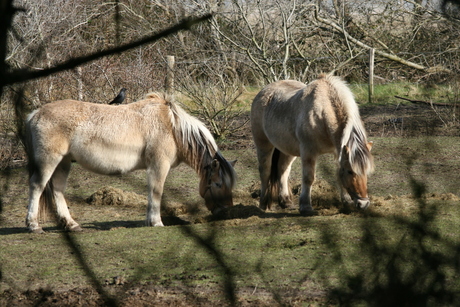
<box><xmin>394</xmin><ymin>95</ymin><xmax>453</xmax><ymax>107</ymax></box>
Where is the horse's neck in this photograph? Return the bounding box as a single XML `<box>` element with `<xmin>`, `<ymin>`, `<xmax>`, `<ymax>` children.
<box><xmin>180</xmin><ymin>144</ymin><xmax>214</xmax><ymax>176</ymax></box>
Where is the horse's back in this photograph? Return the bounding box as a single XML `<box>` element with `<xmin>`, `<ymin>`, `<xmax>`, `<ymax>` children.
<box><xmin>27</xmin><ymin>98</ymin><xmax>175</xmax><ymax>174</ymax></box>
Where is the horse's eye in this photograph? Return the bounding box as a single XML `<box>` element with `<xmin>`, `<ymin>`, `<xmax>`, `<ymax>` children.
<box><xmin>348</xmin><ymin>170</ymin><xmax>353</xmax><ymax>175</ymax></box>
<box><xmin>215</xmin><ymin>182</ymin><xmax>222</xmax><ymax>188</ymax></box>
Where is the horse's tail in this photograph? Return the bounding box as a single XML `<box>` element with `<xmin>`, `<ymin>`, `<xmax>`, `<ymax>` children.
<box><xmin>261</xmin><ymin>148</ymin><xmax>280</xmax><ymax>210</ymax></box>
<box><xmin>25</xmin><ymin>113</ymin><xmax>55</xmax><ymax>222</ymax></box>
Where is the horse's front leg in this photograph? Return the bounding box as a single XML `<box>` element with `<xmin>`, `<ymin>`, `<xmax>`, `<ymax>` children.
<box><xmin>145</xmin><ymin>165</ymin><xmax>170</xmax><ymax>227</ymax></box>
<box><xmin>299</xmin><ymin>156</ymin><xmax>317</xmax><ymax>216</ymax></box>
<box><xmin>53</xmin><ymin>158</ymin><xmax>82</xmax><ymax>231</ymax></box>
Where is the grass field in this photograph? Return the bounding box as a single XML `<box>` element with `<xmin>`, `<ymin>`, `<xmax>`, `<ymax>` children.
<box><xmin>1</xmin><ymin>81</ymin><xmax>460</xmax><ymax>305</ymax></box>
<box><xmin>1</xmin><ymin>133</ymin><xmax>460</xmax><ymax>306</ymax></box>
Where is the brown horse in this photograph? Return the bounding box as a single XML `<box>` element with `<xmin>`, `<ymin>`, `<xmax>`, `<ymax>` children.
<box><xmin>251</xmin><ymin>74</ymin><xmax>374</xmax><ymax>215</ymax></box>
<box><xmin>25</xmin><ymin>92</ymin><xmax>236</xmax><ymax>233</ymax></box>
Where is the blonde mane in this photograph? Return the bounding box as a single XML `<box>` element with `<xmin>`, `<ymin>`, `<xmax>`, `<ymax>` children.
<box><xmin>144</xmin><ymin>92</ymin><xmax>217</xmax><ymax>170</ymax></box>
<box><xmin>149</xmin><ymin>92</ymin><xmax>236</xmax><ymax>188</ymax></box>
<box><xmin>320</xmin><ymin>75</ymin><xmax>374</xmax><ymax>176</ymax></box>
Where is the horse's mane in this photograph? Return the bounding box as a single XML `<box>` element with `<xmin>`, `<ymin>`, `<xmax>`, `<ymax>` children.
<box><xmin>319</xmin><ymin>75</ymin><xmax>374</xmax><ymax>176</ymax></box>
<box><xmin>146</xmin><ymin>92</ymin><xmax>236</xmax><ymax>187</ymax></box>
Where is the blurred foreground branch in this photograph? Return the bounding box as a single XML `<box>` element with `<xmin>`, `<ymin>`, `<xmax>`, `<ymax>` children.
<box><xmin>1</xmin><ymin>14</ymin><xmax>212</xmax><ymax>88</ymax></box>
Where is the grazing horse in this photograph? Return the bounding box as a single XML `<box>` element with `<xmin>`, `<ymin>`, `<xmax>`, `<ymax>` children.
<box><xmin>25</xmin><ymin>92</ymin><xmax>236</xmax><ymax>233</ymax></box>
<box><xmin>251</xmin><ymin>74</ymin><xmax>374</xmax><ymax>215</ymax></box>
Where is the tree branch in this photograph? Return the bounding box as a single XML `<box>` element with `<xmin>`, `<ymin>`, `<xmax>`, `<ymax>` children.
<box><xmin>313</xmin><ymin>7</ymin><xmax>451</xmax><ymax>74</ymax></box>
<box><xmin>2</xmin><ymin>14</ymin><xmax>212</xmax><ymax>86</ymax></box>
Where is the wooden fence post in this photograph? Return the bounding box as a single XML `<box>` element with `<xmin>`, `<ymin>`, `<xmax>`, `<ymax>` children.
<box><xmin>76</xmin><ymin>66</ymin><xmax>83</xmax><ymax>101</ymax></box>
<box><xmin>165</xmin><ymin>55</ymin><xmax>175</xmax><ymax>94</ymax></box>
<box><xmin>369</xmin><ymin>48</ymin><xmax>374</xmax><ymax>104</ymax></box>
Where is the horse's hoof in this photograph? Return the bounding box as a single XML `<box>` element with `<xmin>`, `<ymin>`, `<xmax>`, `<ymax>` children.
<box><xmin>279</xmin><ymin>201</ymin><xmax>295</xmax><ymax>210</ymax></box>
<box><xmin>212</xmin><ymin>207</ymin><xmax>225</xmax><ymax>215</ymax></box>
<box><xmin>68</xmin><ymin>225</ymin><xmax>83</xmax><ymax>232</ymax></box>
<box><xmin>300</xmin><ymin>209</ymin><xmax>318</xmax><ymax>216</ymax></box>
<box><xmin>29</xmin><ymin>228</ymin><xmax>45</xmax><ymax>234</ymax></box>
<box><xmin>146</xmin><ymin>221</ymin><xmax>164</xmax><ymax>227</ymax></box>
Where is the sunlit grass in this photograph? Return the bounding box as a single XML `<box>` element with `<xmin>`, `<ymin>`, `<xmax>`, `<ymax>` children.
<box><xmin>351</xmin><ymin>81</ymin><xmax>460</xmax><ymax>105</ymax></box>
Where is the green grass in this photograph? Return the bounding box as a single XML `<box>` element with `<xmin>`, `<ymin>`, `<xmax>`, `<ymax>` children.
<box><xmin>351</xmin><ymin>81</ymin><xmax>460</xmax><ymax>105</ymax></box>
<box><xmin>2</xmin><ymin>202</ymin><xmax>460</xmax><ymax>304</ymax></box>
<box><xmin>2</xmin><ymin>81</ymin><xmax>460</xmax><ymax>305</ymax></box>
<box><xmin>2</xmin><ymin>136</ymin><xmax>460</xmax><ymax>305</ymax></box>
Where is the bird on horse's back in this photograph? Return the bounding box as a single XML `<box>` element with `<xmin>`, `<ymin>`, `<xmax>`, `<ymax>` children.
<box><xmin>108</xmin><ymin>88</ymin><xmax>127</xmax><ymax>105</ymax></box>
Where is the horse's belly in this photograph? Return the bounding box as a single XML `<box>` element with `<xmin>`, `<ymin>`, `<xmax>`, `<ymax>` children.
<box><xmin>271</xmin><ymin>138</ymin><xmax>301</xmax><ymax>156</ymax></box>
<box><xmin>264</xmin><ymin>129</ymin><xmax>301</xmax><ymax>156</ymax></box>
<box><xmin>71</xmin><ymin>147</ymin><xmax>145</xmax><ymax>175</ymax></box>
<box><xmin>264</xmin><ymin>126</ymin><xmax>333</xmax><ymax>157</ymax></box>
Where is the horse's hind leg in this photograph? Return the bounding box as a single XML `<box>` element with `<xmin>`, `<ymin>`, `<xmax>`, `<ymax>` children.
<box><xmin>27</xmin><ymin>171</ymin><xmax>52</xmax><ymax>233</ymax></box>
<box><xmin>277</xmin><ymin>153</ymin><xmax>296</xmax><ymax>209</ymax></box>
<box><xmin>52</xmin><ymin>157</ymin><xmax>81</xmax><ymax>231</ymax></box>
<box><xmin>255</xmin><ymin>146</ymin><xmax>275</xmax><ymax>210</ymax></box>
<box><xmin>27</xmin><ymin>156</ymin><xmax>61</xmax><ymax>233</ymax></box>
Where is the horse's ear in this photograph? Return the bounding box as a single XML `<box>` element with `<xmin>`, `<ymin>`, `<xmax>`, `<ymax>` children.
<box><xmin>211</xmin><ymin>159</ymin><xmax>220</xmax><ymax>171</ymax></box>
<box><xmin>341</xmin><ymin>146</ymin><xmax>350</xmax><ymax>161</ymax></box>
<box><xmin>229</xmin><ymin>160</ymin><xmax>237</xmax><ymax>167</ymax></box>
<box><xmin>366</xmin><ymin>141</ymin><xmax>373</xmax><ymax>152</ymax></box>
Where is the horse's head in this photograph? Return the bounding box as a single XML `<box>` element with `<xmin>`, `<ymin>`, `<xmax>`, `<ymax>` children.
<box><xmin>338</xmin><ymin>142</ymin><xmax>373</xmax><ymax>210</ymax></box>
<box><xmin>199</xmin><ymin>155</ymin><xmax>237</xmax><ymax>214</ymax></box>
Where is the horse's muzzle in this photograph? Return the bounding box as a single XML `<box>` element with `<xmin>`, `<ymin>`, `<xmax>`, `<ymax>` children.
<box><xmin>355</xmin><ymin>197</ymin><xmax>370</xmax><ymax>210</ymax></box>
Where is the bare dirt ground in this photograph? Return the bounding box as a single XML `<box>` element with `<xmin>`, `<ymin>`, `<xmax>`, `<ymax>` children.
<box><xmin>1</xmin><ymin>102</ymin><xmax>459</xmax><ymax>306</ymax></box>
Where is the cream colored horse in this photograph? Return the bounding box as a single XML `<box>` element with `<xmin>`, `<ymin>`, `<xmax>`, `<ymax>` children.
<box><xmin>251</xmin><ymin>74</ymin><xmax>374</xmax><ymax>215</ymax></box>
<box><xmin>25</xmin><ymin>93</ymin><xmax>236</xmax><ymax>233</ymax></box>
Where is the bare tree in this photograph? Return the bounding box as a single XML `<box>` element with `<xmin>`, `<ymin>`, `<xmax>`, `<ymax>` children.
<box><xmin>208</xmin><ymin>0</ymin><xmax>318</xmax><ymax>83</ymax></box>
<box><xmin>175</xmin><ymin>58</ymin><xmax>247</xmax><ymax>139</ymax></box>
<box><xmin>310</xmin><ymin>0</ymin><xmax>458</xmax><ymax>80</ymax></box>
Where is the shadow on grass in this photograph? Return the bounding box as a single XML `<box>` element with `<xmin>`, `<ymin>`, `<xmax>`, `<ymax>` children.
<box><xmin>84</xmin><ymin>216</ymin><xmax>191</xmax><ymax>230</ymax></box>
<box><xmin>315</xmin><ymin>178</ymin><xmax>460</xmax><ymax>306</ymax></box>
<box><xmin>0</xmin><ymin>207</ymin><xmax>305</xmax><ymax>236</ymax></box>
<box><xmin>0</xmin><ymin>227</ymin><xmax>29</xmax><ymax>235</ymax></box>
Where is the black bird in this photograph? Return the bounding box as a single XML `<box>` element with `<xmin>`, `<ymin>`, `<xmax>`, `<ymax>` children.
<box><xmin>108</xmin><ymin>88</ymin><xmax>126</xmax><ymax>105</ymax></box>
